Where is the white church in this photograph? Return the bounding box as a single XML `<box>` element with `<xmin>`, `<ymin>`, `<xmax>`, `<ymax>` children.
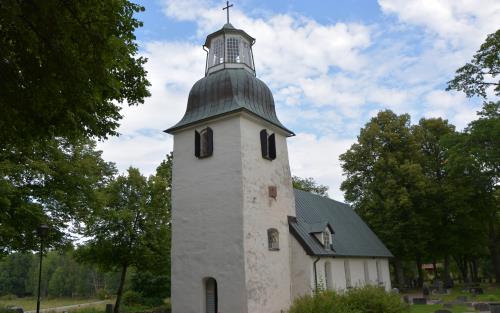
<box><xmin>165</xmin><ymin>17</ymin><xmax>392</xmax><ymax>313</ymax></box>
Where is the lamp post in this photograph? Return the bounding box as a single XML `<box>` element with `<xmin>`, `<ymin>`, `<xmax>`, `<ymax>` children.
<box><xmin>36</xmin><ymin>224</ymin><xmax>49</xmax><ymax>313</ymax></box>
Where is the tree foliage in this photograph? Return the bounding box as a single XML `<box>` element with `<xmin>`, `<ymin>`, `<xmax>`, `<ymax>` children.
<box><xmin>0</xmin><ymin>0</ymin><xmax>150</xmax><ymax>145</ymax></box>
<box><xmin>0</xmin><ymin>139</ymin><xmax>116</xmax><ymax>256</ymax></box>
<box><xmin>77</xmin><ymin>156</ymin><xmax>171</xmax><ymax>313</ymax></box>
<box><xmin>292</xmin><ymin>176</ymin><xmax>329</xmax><ymax>196</ymax></box>
<box><xmin>447</xmin><ymin>29</ymin><xmax>500</xmax><ymax>98</ymax></box>
<box><xmin>443</xmin><ymin>102</ymin><xmax>500</xmax><ymax>282</ymax></box>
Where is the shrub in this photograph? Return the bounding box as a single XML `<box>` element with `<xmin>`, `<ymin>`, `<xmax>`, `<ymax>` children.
<box><xmin>289</xmin><ymin>291</ymin><xmax>359</xmax><ymax>313</ymax></box>
<box><xmin>123</xmin><ymin>290</ymin><xmax>143</xmax><ymax>306</ymax></box>
<box><xmin>341</xmin><ymin>285</ymin><xmax>409</xmax><ymax>313</ymax></box>
<box><xmin>96</xmin><ymin>288</ymin><xmax>108</xmax><ymax>300</ymax></box>
<box><xmin>289</xmin><ymin>286</ymin><xmax>409</xmax><ymax>313</ymax></box>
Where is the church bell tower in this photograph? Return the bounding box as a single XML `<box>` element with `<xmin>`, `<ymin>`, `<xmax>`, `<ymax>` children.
<box><xmin>166</xmin><ymin>8</ymin><xmax>296</xmax><ymax>312</ymax></box>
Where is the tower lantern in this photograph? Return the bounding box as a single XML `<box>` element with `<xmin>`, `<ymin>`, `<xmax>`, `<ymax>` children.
<box><xmin>204</xmin><ymin>23</ymin><xmax>256</xmax><ymax>76</ymax></box>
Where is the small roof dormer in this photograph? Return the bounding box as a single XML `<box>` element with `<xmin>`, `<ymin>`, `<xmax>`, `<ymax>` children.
<box><xmin>204</xmin><ymin>23</ymin><xmax>256</xmax><ymax>76</ymax></box>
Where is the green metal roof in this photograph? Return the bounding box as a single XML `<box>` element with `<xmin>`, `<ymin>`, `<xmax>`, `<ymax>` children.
<box><xmin>165</xmin><ymin>69</ymin><xmax>293</xmax><ymax>135</ymax></box>
<box><xmin>290</xmin><ymin>189</ymin><xmax>393</xmax><ymax>258</ymax></box>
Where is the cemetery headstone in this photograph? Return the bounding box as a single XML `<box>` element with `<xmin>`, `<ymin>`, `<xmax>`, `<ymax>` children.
<box><xmin>456</xmin><ymin>296</ymin><xmax>468</xmax><ymax>302</ymax></box>
<box><xmin>403</xmin><ymin>295</ymin><xmax>410</xmax><ymax>304</ymax></box>
<box><xmin>474</xmin><ymin>303</ymin><xmax>490</xmax><ymax>312</ymax></box>
<box><xmin>413</xmin><ymin>298</ymin><xmax>427</xmax><ymax>305</ymax></box>
<box><xmin>471</xmin><ymin>287</ymin><xmax>484</xmax><ymax>295</ymax></box>
<box><xmin>490</xmin><ymin>303</ymin><xmax>500</xmax><ymax>313</ymax></box>
<box><xmin>423</xmin><ymin>285</ymin><xmax>430</xmax><ymax>296</ymax></box>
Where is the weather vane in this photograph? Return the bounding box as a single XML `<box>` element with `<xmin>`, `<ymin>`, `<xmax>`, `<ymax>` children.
<box><xmin>222</xmin><ymin>1</ymin><xmax>233</xmax><ymax>24</ymax></box>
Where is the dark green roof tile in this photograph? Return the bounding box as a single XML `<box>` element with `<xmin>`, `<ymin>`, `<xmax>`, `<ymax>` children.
<box><xmin>291</xmin><ymin>189</ymin><xmax>393</xmax><ymax>258</ymax></box>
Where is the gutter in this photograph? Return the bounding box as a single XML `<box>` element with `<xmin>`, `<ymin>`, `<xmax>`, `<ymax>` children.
<box><xmin>313</xmin><ymin>256</ymin><xmax>321</xmax><ymax>292</ymax></box>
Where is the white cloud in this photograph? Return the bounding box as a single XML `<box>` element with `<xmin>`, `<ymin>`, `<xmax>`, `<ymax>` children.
<box><xmin>95</xmin><ymin>0</ymin><xmax>497</xmax><ymax>199</ymax></box>
<box><xmin>378</xmin><ymin>0</ymin><xmax>500</xmax><ymax>48</ymax></box>
<box><xmin>288</xmin><ymin>133</ymin><xmax>353</xmax><ymax>201</ymax></box>
<box><xmin>97</xmin><ymin>132</ymin><xmax>173</xmax><ymax>176</ymax></box>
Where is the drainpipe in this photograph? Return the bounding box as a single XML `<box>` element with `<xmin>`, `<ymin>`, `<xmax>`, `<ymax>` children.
<box><xmin>313</xmin><ymin>256</ymin><xmax>321</xmax><ymax>292</ymax></box>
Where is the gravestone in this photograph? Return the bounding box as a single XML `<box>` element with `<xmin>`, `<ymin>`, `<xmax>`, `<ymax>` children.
<box><xmin>443</xmin><ymin>303</ymin><xmax>453</xmax><ymax>308</ymax></box>
<box><xmin>456</xmin><ymin>296</ymin><xmax>468</xmax><ymax>302</ymax></box>
<box><xmin>423</xmin><ymin>285</ymin><xmax>430</xmax><ymax>296</ymax></box>
<box><xmin>474</xmin><ymin>303</ymin><xmax>490</xmax><ymax>312</ymax></box>
<box><xmin>490</xmin><ymin>303</ymin><xmax>500</xmax><ymax>313</ymax></box>
<box><xmin>413</xmin><ymin>298</ymin><xmax>427</xmax><ymax>305</ymax></box>
<box><xmin>106</xmin><ymin>304</ymin><xmax>113</xmax><ymax>313</ymax></box>
<box><xmin>471</xmin><ymin>287</ymin><xmax>484</xmax><ymax>295</ymax></box>
<box><xmin>403</xmin><ymin>295</ymin><xmax>410</xmax><ymax>304</ymax></box>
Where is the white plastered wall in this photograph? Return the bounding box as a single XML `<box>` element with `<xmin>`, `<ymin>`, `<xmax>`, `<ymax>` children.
<box><xmin>291</xmin><ymin>255</ymin><xmax>392</xmax><ymax>300</ymax></box>
<box><xmin>240</xmin><ymin>114</ymin><xmax>295</xmax><ymax>313</ymax></box>
<box><xmin>170</xmin><ymin>116</ymin><xmax>248</xmax><ymax>313</ymax></box>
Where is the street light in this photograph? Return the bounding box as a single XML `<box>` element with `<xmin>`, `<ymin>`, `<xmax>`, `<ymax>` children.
<box><xmin>36</xmin><ymin>224</ymin><xmax>49</xmax><ymax>313</ymax></box>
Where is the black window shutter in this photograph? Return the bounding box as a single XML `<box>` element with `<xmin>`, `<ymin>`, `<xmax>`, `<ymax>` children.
<box><xmin>260</xmin><ymin>129</ymin><xmax>268</xmax><ymax>158</ymax></box>
<box><xmin>269</xmin><ymin>133</ymin><xmax>276</xmax><ymax>160</ymax></box>
<box><xmin>207</xmin><ymin>127</ymin><xmax>213</xmax><ymax>156</ymax></box>
<box><xmin>195</xmin><ymin>130</ymin><xmax>200</xmax><ymax>158</ymax></box>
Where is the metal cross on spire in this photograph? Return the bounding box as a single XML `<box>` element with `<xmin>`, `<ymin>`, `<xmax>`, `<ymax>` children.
<box><xmin>222</xmin><ymin>1</ymin><xmax>233</xmax><ymax>24</ymax></box>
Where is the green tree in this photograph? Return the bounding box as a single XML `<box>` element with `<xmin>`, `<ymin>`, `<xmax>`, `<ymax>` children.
<box><xmin>0</xmin><ymin>0</ymin><xmax>150</xmax><ymax>145</ymax></box>
<box><xmin>292</xmin><ymin>176</ymin><xmax>329</xmax><ymax>196</ymax></box>
<box><xmin>340</xmin><ymin>110</ymin><xmax>428</xmax><ymax>287</ymax></box>
<box><xmin>0</xmin><ymin>138</ymin><xmax>116</xmax><ymax>255</ymax></box>
<box><xmin>0</xmin><ymin>252</ymin><xmax>33</xmax><ymax>296</ymax></box>
<box><xmin>447</xmin><ymin>29</ymin><xmax>500</xmax><ymax>98</ymax></box>
<box><xmin>131</xmin><ymin>153</ymin><xmax>172</xmax><ymax>303</ymax></box>
<box><xmin>443</xmin><ymin>102</ymin><xmax>500</xmax><ymax>282</ymax></box>
<box><xmin>77</xmin><ymin>162</ymin><xmax>171</xmax><ymax>313</ymax></box>
<box><xmin>410</xmin><ymin>118</ymin><xmax>484</xmax><ymax>285</ymax></box>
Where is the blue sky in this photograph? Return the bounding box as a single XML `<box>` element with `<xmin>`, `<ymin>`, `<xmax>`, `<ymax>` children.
<box><xmin>97</xmin><ymin>0</ymin><xmax>500</xmax><ymax>200</ymax></box>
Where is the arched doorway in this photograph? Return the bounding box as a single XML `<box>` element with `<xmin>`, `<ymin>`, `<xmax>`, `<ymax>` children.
<box><xmin>205</xmin><ymin>277</ymin><xmax>218</xmax><ymax>313</ymax></box>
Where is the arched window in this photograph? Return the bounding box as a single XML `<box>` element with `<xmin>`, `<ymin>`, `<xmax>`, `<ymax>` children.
<box><xmin>260</xmin><ymin>129</ymin><xmax>276</xmax><ymax>160</ymax></box>
<box><xmin>204</xmin><ymin>277</ymin><xmax>218</xmax><ymax>313</ymax></box>
<box><xmin>267</xmin><ymin>228</ymin><xmax>279</xmax><ymax>250</ymax></box>
<box><xmin>325</xmin><ymin>261</ymin><xmax>333</xmax><ymax>290</ymax></box>
<box><xmin>195</xmin><ymin>127</ymin><xmax>213</xmax><ymax>158</ymax></box>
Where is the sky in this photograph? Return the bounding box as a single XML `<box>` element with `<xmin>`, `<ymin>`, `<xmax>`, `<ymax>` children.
<box><xmin>97</xmin><ymin>0</ymin><xmax>500</xmax><ymax>201</ymax></box>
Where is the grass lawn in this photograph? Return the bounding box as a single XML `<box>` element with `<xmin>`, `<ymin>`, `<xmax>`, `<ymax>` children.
<box><xmin>409</xmin><ymin>304</ymin><xmax>471</xmax><ymax>313</ymax></box>
<box><xmin>0</xmin><ymin>298</ymin><xmax>113</xmax><ymax>312</ymax></box>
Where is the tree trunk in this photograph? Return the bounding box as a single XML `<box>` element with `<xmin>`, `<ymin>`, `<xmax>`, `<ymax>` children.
<box><xmin>114</xmin><ymin>264</ymin><xmax>128</xmax><ymax>313</ymax></box>
<box><xmin>443</xmin><ymin>255</ymin><xmax>453</xmax><ymax>288</ymax></box>
<box><xmin>454</xmin><ymin>256</ymin><xmax>469</xmax><ymax>283</ymax></box>
<box><xmin>394</xmin><ymin>258</ymin><xmax>405</xmax><ymax>289</ymax></box>
<box><xmin>432</xmin><ymin>258</ymin><xmax>439</xmax><ymax>280</ymax></box>
<box><xmin>468</xmin><ymin>260</ymin><xmax>474</xmax><ymax>282</ymax></box>
<box><xmin>416</xmin><ymin>254</ymin><xmax>424</xmax><ymax>288</ymax></box>
<box><xmin>471</xmin><ymin>258</ymin><xmax>478</xmax><ymax>282</ymax></box>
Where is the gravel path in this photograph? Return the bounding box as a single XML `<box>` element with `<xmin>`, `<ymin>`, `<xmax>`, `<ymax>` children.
<box><xmin>25</xmin><ymin>300</ymin><xmax>111</xmax><ymax>313</ymax></box>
